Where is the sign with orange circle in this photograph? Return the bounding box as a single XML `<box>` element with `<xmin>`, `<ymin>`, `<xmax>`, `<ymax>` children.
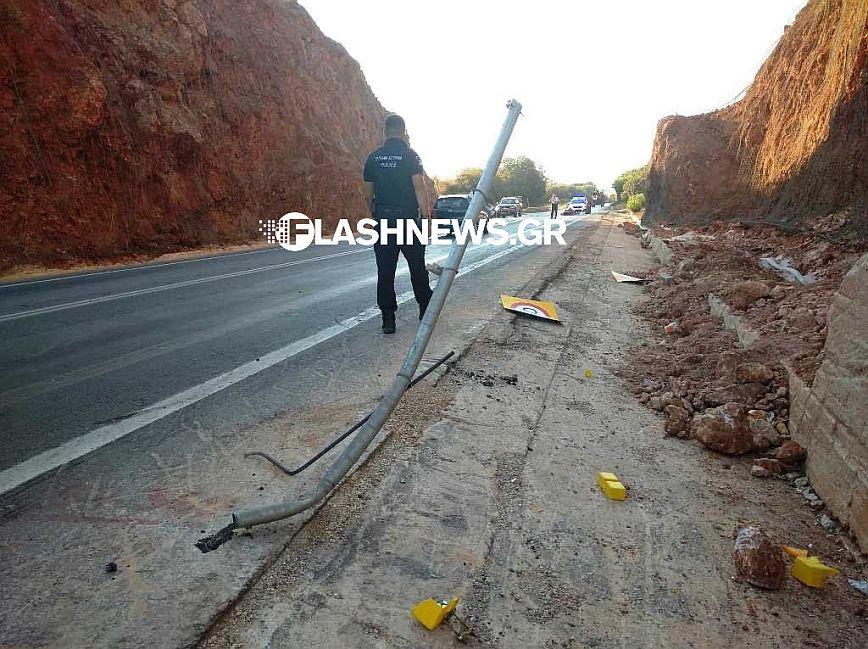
<box><xmin>500</xmin><ymin>294</ymin><xmax>560</xmax><ymax>322</ymax></box>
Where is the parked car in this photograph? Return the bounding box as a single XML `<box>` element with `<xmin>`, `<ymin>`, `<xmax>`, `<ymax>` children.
<box><xmin>495</xmin><ymin>196</ymin><xmax>522</xmax><ymax>217</ymax></box>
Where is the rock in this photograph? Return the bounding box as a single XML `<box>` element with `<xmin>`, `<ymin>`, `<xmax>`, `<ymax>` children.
<box><xmin>649</xmin><ymin>396</ymin><xmax>664</xmax><ymax>411</ymax></box>
<box><xmin>748</xmin><ymin>409</ymin><xmax>768</xmax><ymax>419</ymax></box>
<box><xmin>715</xmin><ymin>351</ymin><xmax>743</xmax><ymax>380</ymax></box>
<box><xmin>664</xmin><ymin>405</ymin><xmax>691</xmax><ymax>437</ymax></box>
<box><xmin>804</xmin><ymin>490</ymin><xmax>819</xmax><ymax>502</ymax></box>
<box><xmin>786</xmin><ymin>306</ymin><xmax>819</xmax><ymax>331</ymax></box>
<box><xmin>749</xmin><ymin>418</ymin><xmax>779</xmax><ymax>448</ymax></box>
<box><xmin>638</xmin><ymin>393</ymin><xmax>650</xmax><ymax>404</ymax></box>
<box><xmin>733</xmin><ymin>526</ymin><xmax>786</xmax><ymax>589</ymax></box>
<box><xmin>730</xmin><ymin>281</ymin><xmax>770</xmax><ymax>310</ymax></box>
<box><xmin>794</xmin><ymin>476</ymin><xmax>810</xmax><ymax>488</ymax></box>
<box><xmin>776</xmin><ymin>440</ymin><xmax>806</xmax><ymax>464</ymax></box>
<box><xmin>775</xmin><ymin>421</ymin><xmax>789</xmax><ymax>436</ymax></box>
<box><xmin>677</xmin><ymin>257</ymin><xmax>696</xmax><ymax>272</ymax></box>
<box><xmin>770</xmin><ymin>285</ymin><xmax>787</xmax><ymax>301</ymax></box>
<box><xmin>691</xmin><ymin>402</ymin><xmax>757</xmax><ymax>455</ymax></box>
<box><xmin>0</xmin><ymin>1</ymin><xmax>388</xmax><ymax>268</ymax></box>
<box><xmin>736</xmin><ymin>362</ymin><xmax>774</xmax><ymax>384</ymax></box>
<box><xmin>755</xmin><ymin>458</ymin><xmax>784</xmax><ymax>474</ymax></box>
<box><xmin>751</xmin><ymin>465</ymin><xmax>772</xmax><ymax>478</ymax></box>
<box><xmin>809</xmin><ymin>499</ymin><xmax>825</xmax><ymax>510</ymax></box>
<box><xmin>819</xmin><ymin>514</ymin><xmax>839</xmax><ymax>531</ymax></box>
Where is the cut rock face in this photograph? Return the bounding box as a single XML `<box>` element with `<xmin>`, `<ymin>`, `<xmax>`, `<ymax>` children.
<box><xmin>733</xmin><ymin>525</ymin><xmax>786</xmax><ymax>589</ymax></box>
<box><xmin>691</xmin><ymin>402</ymin><xmax>758</xmax><ymax>455</ymax></box>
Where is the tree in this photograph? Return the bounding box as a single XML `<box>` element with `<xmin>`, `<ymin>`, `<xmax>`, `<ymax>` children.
<box><xmin>613</xmin><ymin>165</ymin><xmax>648</xmax><ymax>202</ymax></box>
<box><xmin>495</xmin><ymin>156</ymin><xmax>547</xmax><ymax>205</ymax></box>
<box><xmin>438</xmin><ymin>156</ymin><xmax>549</xmax><ymax>206</ymax></box>
<box><xmin>441</xmin><ymin>167</ymin><xmax>482</xmax><ymax>194</ymax></box>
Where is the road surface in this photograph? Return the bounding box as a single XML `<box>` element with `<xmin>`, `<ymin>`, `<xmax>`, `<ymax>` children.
<box><xmin>0</xmin><ymin>214</ymin><xmax>583</xmax><ymax>489</ymax></box>
<box><xmin>0</xmin><ymin>212</ymin><xmax>593</xmax><ymax>648</ymax></box>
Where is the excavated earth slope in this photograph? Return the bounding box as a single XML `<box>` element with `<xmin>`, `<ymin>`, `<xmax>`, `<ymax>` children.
<box><xmin>0</xmin><ymin>0</ymin><xmax>384</xmax><ymax>269</ymax></box>
<box><xmin>646</xmin><ymin>0</ymin><xmax>868</xmax><ymax>243</ymax></box>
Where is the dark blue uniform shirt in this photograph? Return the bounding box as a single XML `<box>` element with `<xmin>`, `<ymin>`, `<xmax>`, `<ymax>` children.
<box><xmin>363</xmin><ymin>137</ymin><xmax>423</xmax><ymax>215</ymax></box>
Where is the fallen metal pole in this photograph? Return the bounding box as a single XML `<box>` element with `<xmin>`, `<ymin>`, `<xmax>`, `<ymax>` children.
<box><xmin>231</xmin><ymin>99</ymin><xmax>522</xmax><ymax>529</ymax></box>
<box><xmin>244</xmin><ymin>350</ymin><xmax>455</xmax><ymax>476</ymax></box>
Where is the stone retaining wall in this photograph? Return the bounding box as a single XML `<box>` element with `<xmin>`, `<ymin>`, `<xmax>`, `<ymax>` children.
<box><xmin>790</xmin><ymin>253</ymin><xmax>868</xmax><ymax>551</ymax></box>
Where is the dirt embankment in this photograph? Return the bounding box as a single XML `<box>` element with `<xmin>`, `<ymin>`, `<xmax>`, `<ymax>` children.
<box><xmin>619</xmin><ymin>219</ymin><xmax>868</xmax><ymax>553</ymax></box>
<box><xmin>0</xmin><ymin>0</ymin><xmax>385</xmax><ymax>270</ymax></box>
<box><xmin>646</xmin><ymin>0</ymin><xmax>868</xmax><ymax>243</ymax></box>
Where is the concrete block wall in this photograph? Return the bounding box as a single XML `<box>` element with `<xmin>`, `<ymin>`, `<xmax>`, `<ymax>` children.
<box><xmin>790</xmin><ymin>253</ymin><xmax>868</xmax><ymax>551</ymax></box>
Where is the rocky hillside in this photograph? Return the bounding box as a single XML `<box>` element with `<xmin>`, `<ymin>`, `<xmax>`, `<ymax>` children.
<box><xmin>646</xmin><ymin>0</ymin><xmax>867</xmax><ymax>243</ymax></box>
<box><xmin>0</xmin><ymin>0</ymin><xmax>385</xmax><ymax>269</ymax></box>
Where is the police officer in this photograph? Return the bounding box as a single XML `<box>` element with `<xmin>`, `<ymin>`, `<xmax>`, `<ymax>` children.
<box><xmin>363</xmin><ymin>114</ymin><xmax>434</xmax><ymax>334</ymax></box>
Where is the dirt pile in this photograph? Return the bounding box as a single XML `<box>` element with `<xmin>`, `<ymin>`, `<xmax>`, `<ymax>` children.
<box><xmin>620</xmin><ymin>219</ymin><xmax>866</xmax><ymax>548</ymax></box>
<box><xmin>0</xmin><ymin>0</ymin><xmax>385</xmax><ymax>269</ymax></box>
<box><xmin>646</xmin><ymin>0</ymin><xmax>868</xmax><ymax>243</ymax></box>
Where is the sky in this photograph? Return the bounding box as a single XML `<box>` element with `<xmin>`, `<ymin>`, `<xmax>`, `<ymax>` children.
<box><xmin>299</xmin><ymin>0</ymin><xmax>807</xmax><ymax>191</ymax></box>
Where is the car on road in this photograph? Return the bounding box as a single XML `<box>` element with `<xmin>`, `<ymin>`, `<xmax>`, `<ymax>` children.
<box><xmin>563</xmin><ymin>194</ymin><xmax>591</xmax><ymax>215</ymax></box>
<box><xmin>434</xmin><ymin>194</ymin><xmax>493</xmax><ymax>236</ymax></box>
<box><xmin>495</xmin><ymin>196</ymin><xmax>522</xmax><ymax>218</ymax></box>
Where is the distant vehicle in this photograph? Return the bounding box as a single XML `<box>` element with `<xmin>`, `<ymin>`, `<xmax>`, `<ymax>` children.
<box><xmin>434</xmin><ymin>194</ymin><xmax>493</xmax><ymax>236</ymax></box>
<box><xmin>563</xmin><ymin>194</ymin><xmax>591</xmax><ymax>215</ymax></box>
<box><xmin>495</xmin><ymin>196</ymin><xmax>522</xmax><ymax>218</ymax></box>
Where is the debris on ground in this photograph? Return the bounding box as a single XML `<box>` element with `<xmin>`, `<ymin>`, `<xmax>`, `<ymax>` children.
<box><xmin>784</xmin><ymin>546</ymin><xmax>809</xmax><ymax>558</ymax></box>
<box><xmin>792</xmin><ymin>555</ymin><xmax>839</xmax><ymax>588</ymax></box>
<box><xmin>734</xmin><ymin>525</ymin><xmax>787</xmax><ymax>589</ymax></box>
<box><xmin>500</xmin><ymin>294</ymin><xmax>561</xmax><ymax>321</ymax></box>
<box><xmin>611</xmin><ymin>270</ymin><xmax>648</xmax><ymax>283</ymax></box>
<box><xmin>426</xmin><ymin>262</ymin><xmax>444</xmax><ymax>276</ymax></box>
<box><xmin>596</xmin><ymin>471</ymin><xmax>627</xmax><ymax>501</ymax></box>
<box><xmin>411</xmin><ymin>596</ymin><xmax>459</xmax><ymax>630</ymax></box>
<box><xmin>849</xmin><ymin>579</ymin><xmax>868</xmax><ymax>596</ymax></box>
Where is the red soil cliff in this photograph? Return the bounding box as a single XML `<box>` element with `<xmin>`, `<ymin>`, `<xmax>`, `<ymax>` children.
<box><xmin>646</xmin><ymin>0</ymin><xmax>868</xmax><ymax>243</ymax></box>
<box><xmin>0</xmin><ymin>0</ymin><xmax>385</xmax><ymax>269</ymax></box>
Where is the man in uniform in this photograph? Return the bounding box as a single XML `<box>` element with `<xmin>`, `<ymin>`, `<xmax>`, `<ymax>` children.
<box><xmin>363</xmin><ymin>114</ymin><xmax>435</xmax><ymax>334</ymax></box>
<box><xmin>549</xmin><ymin>193</ymin><xmax>560</xmax><ymax>218</ymax></box>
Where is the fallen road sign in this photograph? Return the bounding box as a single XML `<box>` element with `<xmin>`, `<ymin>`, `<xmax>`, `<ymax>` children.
<box><xmin>500</xmin><ymin>294</ymin><xmax>560</xmax><ymax>321</ymax></box>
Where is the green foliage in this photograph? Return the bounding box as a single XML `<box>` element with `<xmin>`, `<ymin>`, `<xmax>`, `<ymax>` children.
<box><xmin>626</xmin><ymin>192</ymin><xmax>646</xmax><ymax>212</ymax></box>
<box><xmin>441</xmin><ymin>157</ymin><xmax>548</xmax><ymax>205</ymax></box>
<box><xmin>494</xmin><ymin>156</ymin><xmax>548</xmax><ymax>206</ymax></box>
<box><xmin>441</xmin><ymin>167</ymin><xmax>482</xmax><ymax>194</ymax></box>
<box><xmin>613</xmin><ymin>165</ymin><xmax>647</xmax><ymax>202</ymax></box>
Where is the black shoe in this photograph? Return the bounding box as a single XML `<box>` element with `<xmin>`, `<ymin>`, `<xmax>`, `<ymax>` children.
<box><xmin>382</xmin><ymin>310</ymin><xmax>396</xmax><ymax>334</ymax></box>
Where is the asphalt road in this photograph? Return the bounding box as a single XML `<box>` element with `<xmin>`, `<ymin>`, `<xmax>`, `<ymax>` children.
<box><xmin>0</xmin><ymin>214</ymin><xmax>589</xmax><ymax>491</ymax></box>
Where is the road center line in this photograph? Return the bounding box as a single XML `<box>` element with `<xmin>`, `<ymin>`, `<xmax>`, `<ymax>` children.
<box><xmin>0</xmin><ymin>217</ymin><xmax>590</xmax><ymax>496</ymax></box>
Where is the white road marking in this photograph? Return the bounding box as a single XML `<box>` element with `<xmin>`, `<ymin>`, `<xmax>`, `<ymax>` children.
<box><xmin>0</xmin><ymin>246</ymin><xmax>280</xmax><ymax>289</ymax></box>
<box><xmin>0</xmin><ymin>216</ymin><xmax>590</xmax><ymax>495</ymax></box>
<box><xmin>0</xmin><ymin>249</ymin><xmax>370</xmax><ymax>323</ymax></box>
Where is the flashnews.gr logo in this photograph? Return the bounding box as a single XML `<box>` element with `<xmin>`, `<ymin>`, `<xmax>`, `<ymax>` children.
<box><xmin>259</xmin><ymin>213</ymin><xmax>568</xmax><ymax>252</ymax></box>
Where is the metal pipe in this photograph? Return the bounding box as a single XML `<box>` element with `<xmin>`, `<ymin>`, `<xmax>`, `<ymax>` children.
<box><xmin>244</xmin><ymin>350</ymin><xmax>455</xmax><ymax>476</ymax></box>
<box><xmin>232</xmin><ymin>99</ymin><xmax>523</xmax><ymax>529</ymax></box>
